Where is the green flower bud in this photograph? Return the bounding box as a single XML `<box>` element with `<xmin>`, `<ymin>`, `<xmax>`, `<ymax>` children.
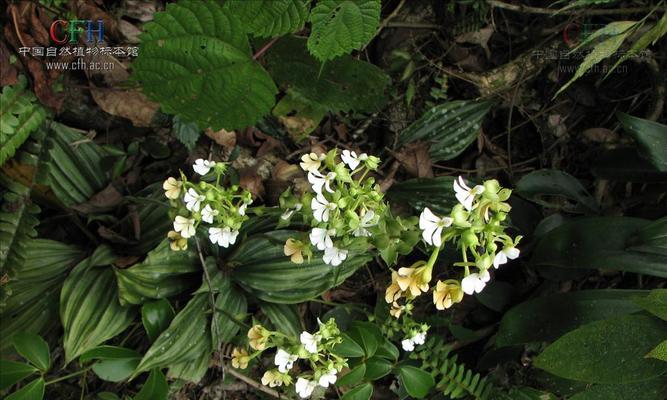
<box><xmin>451</xmin><ymin>204</ymin><xmax>471</xmax><ymax>227</ymax></box>
<box><xmin>476</xmin><ymin>254</ymin><xmax>492</xmax><ymax>270</ymax></box>
<box><xmin>365</xmin><ymin>155</ymin><xmax>380</xmax><ymax>170</ymax></box>
<box><xmin>461</xmin><ymin>229</ymin><xmax>479</xmax><ymax>247</ymax></box>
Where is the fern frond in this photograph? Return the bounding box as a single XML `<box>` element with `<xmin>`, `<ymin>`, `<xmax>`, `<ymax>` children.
<box><xmin>0</xmin><ymin>76</ymin><xmax>47</xmax><ymax>166</ymax></box>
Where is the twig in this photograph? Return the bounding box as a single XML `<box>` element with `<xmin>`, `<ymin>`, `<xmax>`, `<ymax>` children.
<box><xmin>253</xmin><ymin>37</ymin><xmax>280</xmax><ymax>60</ymax></box>
<box><xmin>226</xmin><ymin>367</ymin><xmax>284</xmax><ymax>399</ymax></box>
<box><xmin>384</xmin><ymin>21</ymin><xmax>441</xmax><ymax>29</ymax></box>
<box><xmin>10</xmin><ymin>6</ymin><xmax>29</xmax><ymax>48</ymax></box>
<box><xmin>487</xmin><ymin>0</ymin><xmax>662</xmax><ymax>16</ymax></box>
<box><xmin>377</xmin><ymin>0</ymin><xmax>408</xmax><ymax>32</ymax></box>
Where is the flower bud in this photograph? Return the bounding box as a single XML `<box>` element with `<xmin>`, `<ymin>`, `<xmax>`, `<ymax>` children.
<box><xmin>461</xmin><ymin>230</ymin><xmax>479</xmax><ymax>247</ymax></box>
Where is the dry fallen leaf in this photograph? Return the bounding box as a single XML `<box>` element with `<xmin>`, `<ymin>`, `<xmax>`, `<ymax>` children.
<box><xmin>71</xmin><ymin>183</ymin><xmax>124</xmax><ymax>214</ymax></box>
<box><xmin>394</xmin><ymin>142</ymin><xmax>434</xmax><ymax>178</ymax></box>
<box><xmin>205</xmin><ymin>128</ymin><xmax>237</xmax><ymax>149</ymax></box>
<box><xmin>90</xmin><ymin>88</ymin><xmax>160</xmax><ymax>127</ymax></box>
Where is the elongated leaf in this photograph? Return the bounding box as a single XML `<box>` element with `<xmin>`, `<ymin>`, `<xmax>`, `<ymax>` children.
<box><xmin>12</xmin><ymin>334</ymin><xmax>50</xmax><ymax>372</ymax></box>
<box><xmin>534</xmin><ymin>314</ymin><xmax>667</xmax><ymax>384</ymax></box>
<box><xmin>531</xmin><ymin>217</ymin><xmax>667</xmax><ymax>277</ymax></box>
<box><xmin>496</xmin><ymin>290</ymin><xmax>646</xmax><ymax>346</ymax></box>
<box><xmin>592</xmin><ymin>147</ymin><xmax>667</xmax><ymax>182</ymax></box>
<box><xmin>388</xmin><ymin>176</ymin><xmax>457</xmax><ymax>215</ymax></box>
<box><xmin>134</xmin><ymin>293</ymin><xmax>211</xmax><ymax>375</ymax></box>
<box><xmin>134</xmin><ymin>369</ymin><xmax>168</xmax><ymax>400</ymax></box>
<box><xmin>569</xmin><ymin>378</ymin><xmax>667</xmax><ymax>400</ymax></box>
<box><xmin>398</xmin><ymin>100</ymin><xmax>494</xmax><ymax>162</ymax></box>
<box><xmin>142</xmin><ymin>299</ymin><xmax>175</xmax><ymax>342</ymax></box>
<box><xmin>211</xmin><ymin>274</ymin><xmax>247</xmax><ymax>347</ymax></box>
<box><xmin>0</xmin><ymin>175</ymin><xmax>40</xmax><ymax>277</ymax></box>
<box><xmin>516</xmin><ymin>169</ymin><xmax>598</xmax><ymax>213</ymax></box>
<box><xmin>60</xmin><ymin>246</ymin><xmax>137</xmax><ymax>362</ymax></box>
<box><xmin>307</xmin><ymin>0</ymin><xmax>381</xmax><ymax>61</ymax></box>
<box><xmin>225</xmin><ymin>0</ymin><xmax>309</xmax><ymax>38</ymax></box>
<box><xmin>607</xmin><ymin>14</ymin><xmax>667</xmax><ymax>77</ymax></box>
<box><xmin>167</xmin><ymin>349</ymin><xmax>211</xmax><ymax>384</ymax></box>
<box><xmin>115</xmin><ymin>240</ymin><xmax>199</xmax><ymax>305</ymax></box>
<box><xmin>230</xmin><ymin>231</ymin><xmax>372</xmax><ymax>303</ymax></box>
<box><xmin>617</xmin><ymin>113</ymin><xmax>667</xmax><ymax>172</ymax></box>
<box><xmin>134</xmin><ymin>0</ymin><xmax>277</xmax><ymax>130</ymax></box>
<box><xmin>0</xmin><ymin>360</ymin><xmax>37</xmax><ymax>391</ymax></box>
<box><xmin>633</xmin><ymin>289</ymin><xmax>667</xmax><ymax>321</ymax></box>
<box><xmin>260</xmin><ymin>302</ymin><xmax>302</xmax><ymax>337</ymax></box>
<box><xmin>5</xmin><ymin>377</ymin><xmax>44</xmax><ymax>400</ymax></box>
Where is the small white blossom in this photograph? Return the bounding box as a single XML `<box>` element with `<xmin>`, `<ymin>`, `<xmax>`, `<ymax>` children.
<box><xmin>300</xmin><ymin>152</ymin><xmax>322</xmax><ymax>172</ymax></box>
<box><xmin>493</xmin><ymin>246</ymin><xmax>520</xmax><ymax>269</ymax></box>
<box><xmin>295</xmin><ymin>377</ymin><xmax>318</xmax><ymax>399</ymax></box>
<box><xmin>352</xmin><ymin>209</ymin><xmax>377</xmax><ymax>237</ymax></box>
<box><xmin>311</xmin><ymin>193</ymin><xmax>337</xmax><ymax>222</ymax></box>
<box><xmin>461</xmin><ymin>270</ymin><xmax>491</xmax><ymax>295</ymax></box>
<box><xmin>309</xmin><ymin>228</ymin><xmax>334</xmax><ymax>250</ymax></box>
<box><xmin>193</xmin><ymin>158</ymin><xmax>216</xmax><ymax>175</ymax></box>
<box><xmin>419</xmin><ymin>207</ymin><xmax>453</xmax><ymax>247</ymax></box>
<box><xmin>183</xmin><ymin>188</ymin><xmax>205</xmax><ymax>212</ymax></box>
<box><xmin>173</xmin><ymin>216</ymin><xmax>195</xmax><ymax>238</ymax></box>
<box><xmin>413</xmin><ymin>332</ymin><xmax>427</xmax><ymax>345</ymax></box>
<box><xmin>323</xmin><ymin>246</ymin><xmax>348</xmax><ymax>266</ymax></box>
<box><xmin>453</xmin><ymin>176</ymin><xmax>485</xmax><ymax>211</ymax></box>
<box><xmin>300</xmin><ymin>331</ymin><xmax>320</xmax><ymax>354</ymax></box>
<box><xmin>341</xmin><ymin>150</ymin><xmax>367</xmax><ymax>170</ymax></box>
<box><xmin>318</xmin><ymin>369</ymin><xmax>337</xmax><ymax>388</ymax></box>
<box><xmin>308</xmin><ymin>171</ymin><xmax>336</xmax><ymax>194</ymax></box>
<box><xmin>201</xmin><ymin>204</ymin><xmax>219</xmax><ymax>223</ymax></box>
<box><xmin>401</xmin><ymin>338</ymin><xmax>415</xmax><ymax>352</ymax></box>
<box><xmin>274</xmin><ymin>349</ymin><xmax>298</xmax><ymax>373</ymax></box>
<box><xmin>209</xmin><ymin>227</ymin><xmax>239</xmax><ymax>248</ymax></box>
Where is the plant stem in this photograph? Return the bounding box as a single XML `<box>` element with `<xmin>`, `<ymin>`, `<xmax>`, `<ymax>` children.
<box><xmin>45</xmin><ymin>367</ymin><xmax>92</xmax><ymax>385</ymax></box>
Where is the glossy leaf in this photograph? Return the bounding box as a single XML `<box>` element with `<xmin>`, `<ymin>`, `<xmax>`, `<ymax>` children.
<box><xmin>12</xmin><ymin>334</ymin><xmax>50</xmax><ymax>371</ymax></box>
<box><xmin>60</xmin><ymin>246</ymin><xmax>137</xmax><ymax>363</ymax></box>
<box><xmin>81</xmin><ymin>346</ymin><xmax>142</xmax><ymax>382</ymax></box>
<box><xmin>516</xmin><ymin>169</ymin><xmax>598</xmax><ymax>213</ymax></box>
<box><xmin>261</xmin><ymin>302</ymin><xmax>302</xmax><ymax>338</ymax></box>
<box><xmin>496</xmin><ymin>290</ymin><xmax>646</xmax><ymax>346</ymax></box>
<box><xmin>5</xmin><ymin>377</ymin><xmax>44</xmax><ymax>400</ymax></box>
<box><xmin>0</xmin><ymin>360</ymin><xmax>37</xmax><ymax>391</ymax></box>
<box><xmin>134</xmin><ymin>369</ymin><xmax>168</xmax><ymax>400</ymax></box>
<box><xmin>347</xmin><ymin>321</ymin><xmax>382</xmax><ymax>358</ymax></box>
<box><xmin>398</xmin><ymin>365</ymin><xmax>435</xmax><ymax>398</ymax></box>
<box><xmin>534</xmin><ymin>314</ymin><xmax>667</xmax><ymax>384</ymax></box>
<box><xmin>388</xmin><ymin>176</ymin><xmax>457</xmax><ymax>215</ymax></box>
<box><xmin>333</xmin><ymin>333</ymin><xmax>366</xmax><ymax>358</ymax></box>
<box><xmin>364</xmin><ymin>357</ymin><xmax>393</xmax><ymax>380</ymax></box>
<box><xmin>341</xmin><ymin>382</ymin><xmax>373</xmax><ymax>400</ymax></box>
<box><xmin>142</xmin><ymin>299</ymin><xmax>176</xmax><ymax>342</ymax></box>
<box><xmin>211</xmin><ymin>274</ymin><xmax>247</xmax><ymax>347</ymax></box>
<box><xmin>618</xmin><ymin>113</ymin><xmax>667</xmax><ymax>171</ymax></box>
<box><xmin>337</xmin><ymin>363</ymin><xmax>366</xmax><ymax>387</ymax></box>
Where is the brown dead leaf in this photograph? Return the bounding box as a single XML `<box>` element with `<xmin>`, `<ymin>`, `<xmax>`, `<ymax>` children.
<box><xmin>455</xmin><ymin>26</ymin><xmax>494</xmax><ymax>59</ymax></box>
<box><xmin>205</xmin><ymin>128</ymin><xmax>237</xmax><ymax>149</ymax></box>
<box><xmin>394</xmin><ymin>142</ymin><xmax>434</xmax><ymax>178</ymax></box>
<box><xmin>0</xmin><ymin>41</ymin><xmax>18</xmax><ymax>86</ymax></box>
<box><xmin>581</xmin><ymin>128</ymin><xmax>619</xmax><ymax>144</ymax></box>
<box><xmin>122</xmin><ymin>0</ymin><xmax>158</xmax><ymax>22</ymax></box>
<box><xmin>271</xmin><ymin>161</ymin><xmax>300</xmax><ymax>182</ymax></box>
<box><xmin>71</xmin><ymin>183</ymin><xmax>123</xmax><ymax>214</ymax></box>
<box><xmin>98</xmin><ymin>226</ymin><xmax>130</xmax><ymax>244</ymax></box>
<box><xmin>90</xmin><ymin>88</ymin><xmax>159</xmax><ymax>127</ymax></box>
<box><xmin>69</xmin><ymin>0</ymin><xmax>122</xmax><ymax>42</ymax></box>
<box><xmin>239</xmin><ymin>168</ymin><xmax>265</xmax><ymax>200</ymax></box>
<box><xmin>113</xmin><ymin>255</ymin><xmax>140</xmax><ymax>269</ymax></box>
<box><xmin>118</xmin><ymin>19</ymin><xmax>142</xmax><ymax>44</ymax></box>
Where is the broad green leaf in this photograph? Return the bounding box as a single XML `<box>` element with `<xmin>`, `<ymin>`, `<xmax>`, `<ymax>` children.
<box><xmin>231</xmin><ymin>231</ymin><xmax>372</xmax><ymax>303</ymax></box>
<box><xmin>81</xmin><ymin>346</ymin><xmax>142</xmax><ymax>382</ymax></box>
<box><xmin>531</xmin><ymin>217</ymin><xmax>667</xmax><ymax>277</ymax></box>
<box><xmin>569</xmin><ymin>378</ymin><xmax>667</xmax><ymax>400</ymax></box>
<box><xmin>0</xmin><ymin>360</ymin><xmax>37</xmax><ymax>391</ymax></box>
<box><xmin>142</xmin><ymin>299</ymin><xmax>176</xmax><ymax>342</ymax></box>
<box><xmin>496</xmin><ymin>290</ymin><xmax>646</xmax><ymax>346</ymax></box>
<box><xmin>631</xmin><ymin>217</ymin><xmax>667</xmax><ymax>256</ymax></box>
<box><xmin>374</xmin><ymin>339</ymin><xmax>399</xmax><ymax>361</ymax></box>
<box><xmin>260</xmin><ymin>302</ymin><xmax>302</xmax><ymax>338</ymax></box>
<box><xmin>267</xmin><ymin>37</ymin><xmax>390</xmax><ymax>114</ymax></box>
<box><xmin>0</xmin><ymin>75</ymin><xmax>47</xmax><ymax>166</ymax></box>
<box><xmin>12</xmin><ymin>334</ymin><xmax>50</xmax><ymax>371</ymax></box>
<box><xmin>210</xmin><ymin>274</ymin><xmax>247</xmax><ymax>347</ymax></box>
<box><xmin>347</xmin><ymin>321</ymin><xmax>382</xmax><ymax>358</ymax></box>
<box><xmin>97</xmin><ymin>393</ymin><xmax>121</xmax><ymax>400</ymax></box>
<box><xmin>633</xmin><ymin>289</ymin><xmax>667</xmax><ymax>321</ymax></box>
<box><xmin>172</xmin><ymin>116</ymin><xmax>200</xmax><ymax>151</ymax></box>
<box><xmin>388</xmin><ymin>176</ymin><xmax>457</xmax><ymax>215</ymax></box>
<box><xmin>494</xmin><ymin>387</ymin><xmax>557</xmax><ymax>400</ymax></box>
<box><xmin>618</xmin><ymin>113</ymin><xmax>667</xmax><ymax>172</ymax></box>
<box><xmin>134</xmin><ymin>369</ymin><xmax>168</xmax><ymax>400</ymax></box>
<box><xmin>115</xmin><ymin>239</ymin><xmax>199</xmax><ymax>306</ymax></box>
<box><xmin>556</xmin><ymin>21</ymin><xmax>637</xmax><ymax>96</ymax></box>
<box><xmin>534</xmin><ymin>314</ymin><xmax>667</xmax><ymax>384</ymax></box>
<box><xmin>167</xmin><ymin>349</ymin><xmax>211</xmax><ymax>384</ymax></box>
<box><xmin>364</xmin><ymin>357</ymin><xmax>393</xmax><ymax>380</ymax></box>
<box><xmin>516</xmin><ymin>169</ymin><xmax>598</xmax><ymax>213</ymax></box>
<box><xmin>5</xmin><ymin>377</ymin><xmax>44</xmax><ymax>400</ymax></box>
<box><xmin>398</xmin><ymin>99</ymin><xmax>495</xmax><ymax>162</ymax></box>
<box><xmin>646</xmin><ymin>339</ymin><xmax>667</xmax><ymax>361</ymax></box>
<box><xmin>60</xmin><ymin>246</ymin><xmax>137</xmax><ymax>363</ymax></box>
<box><xmin>592</xmin><ymin>147</ymin><xmax>667</xmax><ymax>182</ymax></box>
<box><xmin>398</xmin><ymin>365</ymin><xmax>435</xmax><ymax>398</ymax></box>
<box><xmin>225</xmin><ymin>0</ymin><xmax>309</xmax><ymax>38</ymax></box>
<box><xmin>333</xmin><ymin>333</ymin><xmax>366</xmax><ymax>358</ymax></box>
<box><xmin>307</xmin><ymin>0</ymin><xmax>381</xmax><ymax>61</ymax></box>
<box><xmin>337</xmin><ymin>363</ymin><xmax>366</xmax><ymax>387</ymax></box>
<box><xmin>133</xmin><ymin>0</ymin><xmax>277</xmax><ymax>130</ymax></box>
<box><xmin>341</xmin><ymin>382</ymin><xmax>373</xmax><ymax>400</ymax></box>
<box><xmin>134</xmin><ymin>293</ymin><xmax>211</xmax><ymax>375</ymax></box>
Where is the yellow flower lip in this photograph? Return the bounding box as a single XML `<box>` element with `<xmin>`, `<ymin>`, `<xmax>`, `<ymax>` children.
<box><xmin>283</xmin><ymin>238</ymin><xmax>304</xmax><ymax>264</ymax></box>
<box><xmin>433</xmin><ymin>279</ymin><xmax>464</xmax><ymax>310</ymax></box>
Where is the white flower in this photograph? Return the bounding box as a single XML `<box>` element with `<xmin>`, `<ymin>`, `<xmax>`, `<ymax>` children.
<box><xmin>309</xmin><ymin>228</ymin><xmax>334</xmax><ymax>250</ymax></box>
<box><xmin>323</xmin><ymin>246</ymin><xmax>348</xmax><ymax>266</ymax></box>
<box><xmin>173</xmin><ymin>216</ymin><xmax>195</xmax><ymax>238</ymax></box>
<box><xmin>201</xmin><ymin>204</ymin><xmax>219</xmax><ymax>223</ymax></box>
<box><xmin>183</xmin><ymin>188</ymin><xmax>205</xmax><ymax>212</ymax></box>
<box><xmin>419</xmin><ymin>207</ymin><xmax>453</xmax><ymax>247</ymax></box>
<box><xmin>295</xmin><ymin>377</ymin><xmax>318</xmax><ymax>399</ymax></box>
<box><xmin>238</xmin><ymin>203</ymin><xmax>248</xmax><ymax>216</ymax></box>
<box><xmin>209</xmin><ymin>227</ymin><xmax>239</xmax><ymax>248</ymax></box>
<box><xmin>401</xmin><ymin>338</ymin><xmax>415</xmax><ymax>351</ymax></box>
<box><xmin>300</xmin><ymin>152</ymin><xmax>322</xmax><ymax>172</ymax></box>
<box><xmin>341</xmin><ymin>149</ymin><xmax>369</xmax><ymax>170</ymax></box>
<box><xmin>281</xmin><ymin>204</ymin><xmax>302</xmax><ymax>220</ymax></box>
<box><xmin>311</xmin><ymin>193</ymin><xmax>337</xmax><ymax>222</ymax></box>
<box><xmin>300</xmin><ymin>331</ymin><xmax>320</xmax><ymax>354</ymax></box>
<box><xmin>412</xmin><ymin>332</ymin><xmax>427</xmax><ymax>345</ymax></box>
<box><xmin>352</xmin><ymin>209</ymin><xmax>377</xmax><ymax>237</ymax></box>
<box><xmin>162</xmin><ymin>177</ymin><xmax>182</xmax><ymax>200</ymax></box>
<box><xmin>493</xmin><ymin>246</ymin><xmax>520</xmax><ymax>269</ymax></box>
<box><xmin>193</xmin><ymin>158</ymin><xmax>216</xmax><ymax>175</ymax></box>
<box><xmin>453</xmin><ymin>176</ymin><xmax>485</xmax><ymax>211</ymax></box>
<box><xmin>308</xmin><ymin>171</ymin><xmax>336</xmax><ymax>194</ymax></box>
<box><xmin>274</xmin><ymin>349</ymin><xmax>298</xmax><ymax>373</ymax></box>
<box><xmin>318</xmin><ymin>369</ymin><xmax>337</xmax><ymax>388</ymax></box>
<box><xmin>461</xmin><ymin>270</ymin><xmax>491</xmax><ymax>295</ymax></box>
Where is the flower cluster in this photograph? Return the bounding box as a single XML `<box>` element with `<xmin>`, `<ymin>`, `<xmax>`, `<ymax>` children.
<box><xmin>283</xmin><ymin>149</ymin><xmax>385</xmax><ymax>266</ymax></box>
<box><xmin>386</xmin><ymin>176</ymin><xmax>521</xmax><ymax>316</ymax></box>
<box><xmin>236</xmin><ymin>319</ymin><xmax>347</xmax><ymax>398</ymax></box>
<box><xmin>163</xmin><ymin>159</ymin><xmax>252</xmax><ymax>251</ymax></box>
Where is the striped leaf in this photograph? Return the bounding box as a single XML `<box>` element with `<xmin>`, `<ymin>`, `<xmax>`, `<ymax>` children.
<box><xmin>210</xmin><ymin>273</ymin><xmax>247</xmax><ymax>347</ymax></box>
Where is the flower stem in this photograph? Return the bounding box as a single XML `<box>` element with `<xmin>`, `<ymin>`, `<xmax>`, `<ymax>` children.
<box><xmin>45</xmin><ymin>367</ymin><xmax>92</xmax><ymax>385</ymax></box>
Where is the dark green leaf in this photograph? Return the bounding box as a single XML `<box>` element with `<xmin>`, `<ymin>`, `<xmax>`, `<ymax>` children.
<box><xmin>374</xmin><ymin>339</ymin><xmax>399</xmax><ymax>361</ymax></box>
<box><xmin>97</xmin><ymin>392</ymin><xmax>121</xmax><ymax>400</ymax></box>
<box><xmin>618</xmin><ymin>112</ymin><xmax>667</xmax><ymax>171</ymax></box>
<box><xmin>211</xmin><ymin>274</ymin><xmax>247</xmax><ymax>347</ymax></box>
<box><xmin>5</xmin><ymin>377</ymin><xmax>44</xmax><ymax>400</ymax></box>
<box><xmin>0</xmin><ymin>360</ymin><xmax>38</xmax><ymax>391</ymax></box>
<box><xmin>225</xmin><ymin>0</ymin><xmax>309</xmax><ymax>38</ymax></box>
<box><xmin>333</xmin><ymin>333</ymin><xmax>366</xmax><ymax>358</ymax></box>
<box><xmin>364</xmin><ymin>357</ymin><xmax>393</xmax><ymax>380</ymax></box>
<box><xmin>516</xmin><ymin>169</ymin><xmax>598</xmax><ymax>213</ymax></box>
<box><xmin>12</xmin><ymin>334</ymin><xmax>50</xmax><ymax>371</ymax></box>
<box><xmin>592</xmin><ymin>148</ymin><xmax>667</xmax><ymax>182</ymax></box>
<box><xmin>398</xmin><ymin>365</ymin><xmax>435</xmax><ymax>398</ymax></box>
<box><xmin>496</xmin><ymin>290</ymin><xmax>646</xmax><ymax>346</ymax></box>
<box><xmin>534</xmin><ymin>314</ymin><xmax>667</xmax><ymax>384</ymax></box>
<box><xmin>337</xmin><ymin>363</ymin><xmax>366</xmax><ymax>387</ymax></box>
<box><xmin>494</xmin><ymin>387</ymin><xmax>558</xmax><ymax>400</ymax></box>
<box><xmin>569</xmin><ymin>378</ymin><xmax>667</xmax><ymax>400</ymax></box>
<box><xmin>171</xmin><ymin>116</ymin><xmax>200</xmax><ymax>152</ymax></box>
<box><xmin>633</xmin><ymin>289</ymin><xmax>667</xmax><ymax>322</ymax></box>
<box><xmin>260</xmin><ymin>302</ymin><xmax>302</xmax><ymax>338</ymax></box>
<box><xmin>134</xmin><ymin>369</ymin><xmax>168</xmax><ymax>400</ymax></box>
<box><xmin>387</xmin><ymin>176</ymin><xmax>457</xmax><ymax>215</ymax></box>
<box><xmin>142</xmin><ymin>299</ymin><xmax>176</xmax><ymax>342</ymax></box>
<box><xmin>81</xmin><ymin>346</ymin><xmax>142</xmax><ymax>382</ymax></box>
<box><xmin>347</xmin><ymin>321</ymin><xmax>382</xmax><ymax>358</ymax></box>
<box><xmin>341</xmin><ymin>382</ymin><xmax>374</xmax><ymax>400</ymax></box>
<box><xmin>646</xmin><ymin>339</ymin><xmax>667</xmax><ymax>361</ymax></box>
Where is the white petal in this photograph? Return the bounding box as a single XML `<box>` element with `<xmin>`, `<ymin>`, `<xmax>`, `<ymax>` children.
<box><xmin>432</xmin><ymin>226</ymin><xmax>443</xmax><ymax>247</ymax></box>
<box><xmin>461</xmin><ymin>274</ymin><xmax>478</xmax><ymax>295</ymax></box>
<box><xmin>401</xmin><ymin>339</ymin><xmax>415</xmax><ymax>351</ymax></box>
<box><xmin>419</xmin><ymin>207</ymin><xmax>439</xmax><ymax>228</ymax></box>
<box><xmin>493</xmin><ymin>252</ymin><xmax>507</xmax><ymax>269</ymax></box>
<box><xmin>505</xmin><ymin>247</ymin><xmax>520</xmax><ymax>259</ymax></box>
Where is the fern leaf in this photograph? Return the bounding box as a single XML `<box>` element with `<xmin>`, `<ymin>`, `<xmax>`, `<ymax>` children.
<box><xmin>0</xmin><ymin>76</ymin><xmax>47</xmax><ymax>166</ymax></box>
<box><xmin>225</xmin><ymin>0</ymin><xmax>310</xmax><ymax>38</ymax></box>
<box><xmin>307</xmin><ymin>0</ymin><xmax>381</xmax><ymax>61</ymax></box>
<box><xmin>133</xmin><ymin>0</ymin><xmax>277</xmax><ymax>130</ymax></box>
<box><xmin>0</xmin><ymin>174</ymin><xmax>39</xmax><ymax>276</ymax></box>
